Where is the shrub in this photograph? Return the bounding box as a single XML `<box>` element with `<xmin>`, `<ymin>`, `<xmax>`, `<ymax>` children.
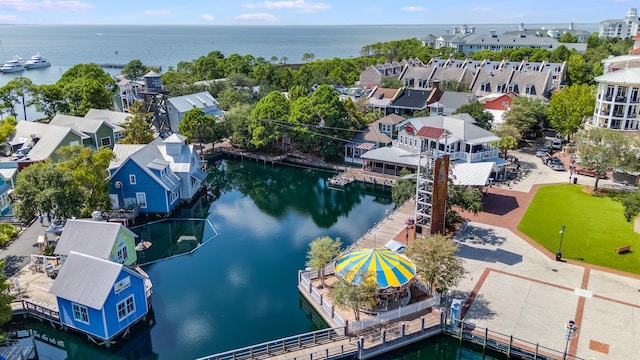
<box><xmin>0</xmin><ymin>223</ymin><xmax>19</xmax><ymax>246</ymax></box>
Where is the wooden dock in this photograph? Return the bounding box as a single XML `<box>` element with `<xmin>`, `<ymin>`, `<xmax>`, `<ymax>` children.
<box><xmin>98</xmin><ymin>63</ymin><xmax>162</xmax><ymax>71</ymax></box>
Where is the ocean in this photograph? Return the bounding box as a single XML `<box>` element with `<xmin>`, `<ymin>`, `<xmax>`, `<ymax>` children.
<box><xmin>0</xmin><ymin>23</ymin><xmax>600</xmax><ymax>88</ymax></box>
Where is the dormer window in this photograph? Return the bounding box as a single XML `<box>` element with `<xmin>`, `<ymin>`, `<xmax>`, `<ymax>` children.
<box><xmin>525</xmin><ymin>84</ymin><xmax>535</xmax><ymax>95</ymax></box>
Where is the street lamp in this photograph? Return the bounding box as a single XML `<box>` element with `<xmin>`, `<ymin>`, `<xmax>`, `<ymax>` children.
<box><xmin>556</xmin><ymin>225</ymin><xmax>566</xmax><ymax>261</ymax></box>
<box><xmin>563</xmin><ymin>320</ymin><xmax>579</xmax><ymax>359</ymax></box>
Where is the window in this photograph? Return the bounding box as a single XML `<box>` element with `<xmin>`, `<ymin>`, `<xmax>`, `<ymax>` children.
<box><xmin>129</xmin><ymin>175</ymin><xmax>136</xmax><ymax>185</ymax></box>
<box><xmin>135</xmin><ymin>192</ymin><xmax>147</xmax><ymax>208</ymax></box>
<box><xmin>170</xmin><ymin>191</ymin><xmax>178</xmax><ymax>203</ymax></box>
<box><xmin>116</xmin><ymin>243</ymin><xmax>128</xmax><ymax>263</ymax></box>
<box><xmin>72</xmin><ymin>303</ymin><xmax>89</xmax><ymax>324</ymax></box>
<box><xmin>117</xmin><ymin>295</ymin><xmax>136</xmax><ymax>321</ymax></box>
<box><xmin>100</xmin><ymin>137</ymin><xmax>111</xmax><ymax>147</ymax></box>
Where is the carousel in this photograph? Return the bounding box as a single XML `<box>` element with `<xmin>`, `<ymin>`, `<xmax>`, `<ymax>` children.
<box><xmin>334</xmin><ymin>247</ymin><xmax>416</xmax><ymax>312</ymax></box>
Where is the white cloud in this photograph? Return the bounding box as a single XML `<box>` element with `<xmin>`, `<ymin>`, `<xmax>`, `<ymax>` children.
<box><xmin>234</xmin><ymin>12</ymin><xmax>277</xmax><ymax>22</ymax></box>
<box><xmin>143</xmin><ymin>9</ymin><xmax>169</xmax><ymax>16</ymax></box>
<box><xmin>0</xmin><ymin>0</ymin><xmax>93</xmax><ymax>12</ymax></box>
<box><xmin>0</xmin><ymin>14</ymin><xmax>19</xmax><ymax>22</ymax></box>
<box><xmin>243</xmin><ymin>0</ymin><xmax>330</xmax><ymax>13</ymax></box>
<box><xmin>402</xmin><ymin>6</ymin><xmax>427</xmax><ymax>12</ymax></box>
<box><xmin>200</xmin><ymin>14</ymin><xmax>215</xmax><ymax>21</ymax></box>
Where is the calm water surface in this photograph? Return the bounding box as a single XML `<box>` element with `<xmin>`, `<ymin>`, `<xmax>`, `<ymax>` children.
<box><xmin>12</xmin><ymin>159</ymin><xmax>506</xmax><ymax>359</ymax></box>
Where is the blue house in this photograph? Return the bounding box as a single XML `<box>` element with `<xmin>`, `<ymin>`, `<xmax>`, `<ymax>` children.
<box><xmin>107</xmin><ymin>134</ymin><xmax>207</xmax><ymax>214</ymax></box>
<box><xmin>49</xmin><ymin>251</ymin><xmax>152</xmax><ymax>343</ymax></box>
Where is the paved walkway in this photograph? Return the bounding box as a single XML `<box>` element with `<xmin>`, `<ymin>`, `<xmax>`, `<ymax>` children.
<box><xmin>442</xmin><ymin>147</ymin><xmax>640</xmax><ymax>360</ymax></box>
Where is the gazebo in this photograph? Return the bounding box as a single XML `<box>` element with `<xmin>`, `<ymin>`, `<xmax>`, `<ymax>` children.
<box><xmin>334</xmin><ymin>247</ymin><xmax>416</xmax><ymax>310</ymax></box>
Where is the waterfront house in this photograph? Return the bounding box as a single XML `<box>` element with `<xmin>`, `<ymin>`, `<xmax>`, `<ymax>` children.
<box><xmin>0</xmin><ymin>162</ymin><xmax>17</xmax><ymax>217</ymax></box>
<box><xmin>85</xmin><ymin>108</ymin><xmax>133</xmax><ymax>142</ymax></box>
<box><xmin>360</xmin><ymin>114</ymin><xmax>505</xmax><ymax>185</ymax></box>
<box><xmin>343</xmin><ymin>114</ymin><xmax>404</xmax><ymax>164</ymax></box>
<box><xmin>5</xmin><ymin>121</ymin><xmax>87</xmax><ymax>168</ymax></box>
<box><xmin>54</xmin><ymin>219</ymin><xmax>138</xmax><ymax>266</ymax></box>
<box><xmin>107</xmin><ymin>134</ymin><xmax>207</xmax><ymax>214</ymax></box>
<box><xmin>166</xmin><ymin>91</ymin><xmax>222</xmax><ymax>133</ymax></box>
<box><xmin>49</xmin><ymin>114</ymin><xmax>121</xmax><ymax>150</ymax></box>
<box><xmin>49</xmin><ymin>251</ymin><xmax>151</xmax><ymax>343</ymax></box>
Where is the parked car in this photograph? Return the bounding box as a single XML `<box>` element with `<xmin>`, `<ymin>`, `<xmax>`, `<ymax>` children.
<box><xmin>551</xmin><ymin>139</ymin><xmax>563</xmax><ymax>150</ymax></box>
<box><xmin>547</xmin><ymin>157</ymin><xmax>565</xmax><ymax>171</ymax></box>
<box><xmin>574</xmin><ymin>166</ymin><xmax>607</xmax><ymax>178</ymax></box>
<box><xmin>536</xmin><ymin>146</ymin><xmax>550</xmax><ymax>157</ymax></box>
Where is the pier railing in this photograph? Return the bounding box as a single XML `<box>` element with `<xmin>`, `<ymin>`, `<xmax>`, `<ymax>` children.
<box><xmin>298</xmin><ymin>269</ymin><xmax>346</xmax><ymax>329</ymax></box>
<box><xmin>12</xmin><ymin>299</ymin><xmax>60</xmax><ymax>324</ymax></box>
<box><xmin>194</xmin><ymin>327</ymin><xmax>347</xmax><ymax>360</ymax></box>
<box><xmin>445</xmin><ymin>319</ymin><xmax>585</xmax><ymax>360</ymax></box>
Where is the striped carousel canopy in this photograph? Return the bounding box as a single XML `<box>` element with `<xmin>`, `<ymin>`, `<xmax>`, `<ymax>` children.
<box><xmin>334</xmin><ymin>248</ymin><xmax>416</xmax><ymax>288</ymax></box>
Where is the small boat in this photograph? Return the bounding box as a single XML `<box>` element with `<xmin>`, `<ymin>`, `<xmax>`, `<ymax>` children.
<box><xmin>0</xmin><ymin>57</ymin><xmax>25</xmax><ymax>73</ymax></box>
<box><xmin>23</xmin><ymin>53</ymin><xmax>51</xmax><ymax>69</ymax></box>
<box><xmin>135</xmin><ymin>241</ymin><xmax>152</xmax><ymax>251</ymax></box>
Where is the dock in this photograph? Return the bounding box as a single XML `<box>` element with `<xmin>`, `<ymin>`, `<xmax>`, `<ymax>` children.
<box><xmin>98</xmin><ymin>64</ymin><xmax>162</xmax><ymax>71</ymax></box>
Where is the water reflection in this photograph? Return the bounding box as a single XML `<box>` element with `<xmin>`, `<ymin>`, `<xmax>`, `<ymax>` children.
<box><xmin>130</xmin><ymin>218</ymin><xmax>218</xmax><ymax>265</ymax></box>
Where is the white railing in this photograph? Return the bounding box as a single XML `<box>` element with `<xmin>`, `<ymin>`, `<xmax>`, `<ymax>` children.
<box><xmin>298</xmin><ymin>270</ymin><xmax>346</xmax><ymax>327</ymax></box>
<box><xmin>468</xmin><ymin>149</ymin><xmax>500</xmax><ymax>162</ymax></box>
<box><xmin>348</xmin><ymin>293</ymin><xmax>441</xmax><ymax>333</ymax></box>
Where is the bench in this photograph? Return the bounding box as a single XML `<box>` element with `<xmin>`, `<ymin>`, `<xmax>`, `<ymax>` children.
<box><xmin>616</xmin><ymin>245</ymin><xmax>631</xmax><ymax>254</ymax></box>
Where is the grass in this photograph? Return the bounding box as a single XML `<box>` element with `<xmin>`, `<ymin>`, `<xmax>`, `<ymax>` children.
<box><xmin>518</xmin><ymin>184</ymin><xmax>640</xmax><ymax>274</ymax></box>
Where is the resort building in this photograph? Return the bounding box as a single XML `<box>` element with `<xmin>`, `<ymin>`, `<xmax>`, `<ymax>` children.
<box><xmin>343</xmin><ymin>114</ymin><xmax>404</xmax><ymax>164</ymax></box>
<box><xmin>166</xmin><ymin>91</ymin><xmax>223</xmax><ymax>133</ymax></box>
<box><xmin>600</xmin><ymin>8</ymin><xmax>640</xmax><ymax>39</ymax></box>
<box><xmin>49</xmin><ymin>114</ymin><xmax>121</xmax><ymax>150</ymax></box>
<box><xmin>587</xmin><ymin>67</ymin><xmax>640</xmax><ymax>132</ymax></box>
<box><xmin>48</xmin><ymin>251</ymin><xmax>152</xmax><ymax>343</ymax></box>
<box><xmin>108</xmin><ymin>134</ymin><xmax>207</xmax><ymax>214</ymax></box>
<box><xmin>53</xmin><ymin>219</ymin><xmax>138</xmax><ymax>266</ymax></box>
<box><xmin>360</xmin><ymin>114</ymin><xmax>505</xmax><ymax>186</ymax></box>
<box><xmin>502</xmin><ymin>23</ymin><xmax>591</xmax><ymax>42</ymax></box>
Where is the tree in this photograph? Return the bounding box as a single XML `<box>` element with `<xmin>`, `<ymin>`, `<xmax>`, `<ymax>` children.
<box><xmin>55</xmin><ymin>146</ymin><xmax>115</xmax><ymax>217</ymax></box>
<box><xmin>301</xmin><ymin>53</ymin><xmax>316</xmax><ymax>63</ymax></box>
<box><xmin>557</xmin><ymin>32</ymin><xmax>578</xmax><ymax>43</ymax></box>
<box><xmin>621</xmin><ymin>191</ymin><xmax>640</xmax><ymax>222</ymax></box>
<box><xmin>380</xmin><ymin>77</ymin><xmax>403</xmax><ymax>88</ymax></box>
<box><xmin>122</xmin><ymin>59</ymin><xmax>148</xmax><ymax>81</ymax></box>
<box><xmin>121</xmin><ymin>101</ymin><xmax>154</xmax><ymax>144</ymax></box>
<box><xmin>392</xmin><ymin>168</ymin><xmax>415</xmax><ymax>205</ymax></box>
<box><xmin>575</xmin><ymin>128</ymin><xmax>637</xmax><ymax>191</ymax></box>
<box><xmin>567</xmin><ymin>54</ymin><xmax>588</xmax><ymax>85</ymax></box>
<box><xmin>0</xmin><ymin>261</ymin><xmax>13</xmax><ymax>332</ymax></box>
<box><xmin>331</xmin><ymin>269</ymin><xmax>377</xmax><ymax>321</ymax></box>
<box><xmin>453</xmin><ymin>102</ymin><xmax>493</xmax><ymax>130</ymax></box>
<box><xmin>548</xmin><ymin>84</ymin><xmax>595</xmax><ymax>138</ymax></box>
<box><xmin>13</xmin><ymin>162</ymin><xmax>85</xmax><ymax>221</ymax></box>
<box><xmin>495</xmin><ymin>135</ymin><xmax>518</xmax><ymax>159</ymax></box>
<box><xmin>56</xmin><ymin>63</ymin><xmax>116</xmax><ymax>116</ymax></box>
<box><xmin>503</xmin><ymin>97</ymin><xmax>547</xmax><ymax>138</ymax></box>
<box><xmin>248</xmin><ymin>91</ymin><xmax>289</xmax><ymax>149</ymax></box>
<box><xmin>0</xmin><ymin>116</ymin><xmax>17</xmax><ymax>144</ymax></box>
<box><xmin>406</xmin><ymin>234</ymin><xmax>465</xmax><ymax>295</ymax></box>
<box><xmin>32</xmin><ymin>84</ymin><xmax>65</xmax><ymax>119</ymax></box>
<box><xmin>1</xmin><ymin>77</ymin><xmax>36</xmax><ymax>121</ymax></box>
<box><xmin>306</xmin><ymin>236</ymin><xmax>343</xmax><ymax>288</ymax></box>
<box><xmin>179</xmin><ymin>108</ymin><xmax>217</xmax><ymax>155</ymax></box>
<box><xmin>446</xmin><ymin>183</ymin><xmax>483</xmax><ymax>228</ymax></box>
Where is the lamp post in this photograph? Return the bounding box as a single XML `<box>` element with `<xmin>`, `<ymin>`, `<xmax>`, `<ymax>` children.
<box><xmin>556</xmin><ymin>225</ymin><xmax>566</xmax><ymax>261</ymax></box>
<box><xmin>563</xmin><ymin>320</ymin><xmax>579</xmax><ymax>359</ymax></box>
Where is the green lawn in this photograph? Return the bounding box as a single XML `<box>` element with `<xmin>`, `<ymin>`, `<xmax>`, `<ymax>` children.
<box><xmin>518</xmin><ymin>184</ymin><xmax>640</xmax><ymax>274</ymax></box>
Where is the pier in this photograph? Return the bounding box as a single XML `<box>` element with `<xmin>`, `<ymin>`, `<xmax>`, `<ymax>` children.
<box><xmin>98</xmin><ymin>63</ymin><xmax>162</xmax><ymax>71</ymax></box>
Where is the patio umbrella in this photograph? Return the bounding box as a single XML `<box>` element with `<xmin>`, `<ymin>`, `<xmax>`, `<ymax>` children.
<box><xmin>334</xmin><ymin>248</ymin><xmax>415</xmax><ymax>289</ymax></box>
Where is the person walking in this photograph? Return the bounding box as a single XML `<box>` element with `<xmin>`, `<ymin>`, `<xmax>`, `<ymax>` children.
<box><xmin>46</xmin><ymin>213</ymin><xmax>51</xmax><ymax>225</ymax></box>
<box><xmin>38</xmin><ymin>213</ymin><xmax>43</xmax><ymax>226</ymax></box>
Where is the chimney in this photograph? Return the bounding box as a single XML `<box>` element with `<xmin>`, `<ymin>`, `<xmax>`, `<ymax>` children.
<box><xmin>432</xmin><ymin>80</ymin><xmax>440</xmax><ymax>90</ymax></box>
<box><xmin>490</xmin><ymin>30</ymin><xmax>496</xmax><ymax>38</ymax></box>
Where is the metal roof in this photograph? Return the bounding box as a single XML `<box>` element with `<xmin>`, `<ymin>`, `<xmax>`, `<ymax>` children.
<box><xmin>403</xmin><ymin>115</ymin><xmax>500</xmax><ymax>144</ymax></box>
<box><xmin>360</xmin><ymin>146</ymin><xmax>428</xmax><ymax>167</ymax></box>
<box><xmin>85</xmin><ymin>109</ymin><xmax>132</xmax><ymax>127</ymax></box>
<box><xmin>595</xmin><ymin>67</ymin><xmax>640</xmax><ymax>84</ymax></box>
<box><xmin>0</xmin><ymin>168</ymin><xmax>17</xmax><ymax>181</ymax></box>
<box><xmin>54</xmin><ymin>219</ymin><xmax>137</xmax><ymax>259</ymax></box>
<box><xmin>451</xmin><ymin>162</ymin><xmax>494</xmax><ymax>186</ymax></box>
<box><xmin>50</xmin><ymin>114</ymin><xmax>105</xmax><ymax>134</ymax></box>
<box><xmin>49</xmin><ymin>251</ymin><xmax>140</xmax><ymax>309</ymax></box>
<box><xmin>167</xmin><ymin>91</ymin><xmax>219</xmax><ymax>113</ymax></box>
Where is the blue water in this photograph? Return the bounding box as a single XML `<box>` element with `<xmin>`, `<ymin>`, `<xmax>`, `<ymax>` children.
<box><xmin>0</xmin><ymin>23</ymin><xmax>599</xmax><ymax>87</ymax></box>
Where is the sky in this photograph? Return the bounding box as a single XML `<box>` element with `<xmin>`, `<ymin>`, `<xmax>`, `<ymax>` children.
<box><xmin>0</xmin><ymin>0</ymin><xmax>636</xmax><ymax>25</ymax></box>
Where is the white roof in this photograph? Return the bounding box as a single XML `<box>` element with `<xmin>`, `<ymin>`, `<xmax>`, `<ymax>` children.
<box><xmin>49</xmin><ymin>251</ymin><xmax>140</xmax><ymax>309</ymax></box>
<box><xmin>451</xmin><ymin>162</ymin><xmax>495</xmax><ymax>186</ymax></box>
<box><xmin>360</xmin><ymin>146</ymin><xmax>428</xmax><ymax>167</ymax></box>
<box><xmin>50</xmin><ymin>114</ymin><xmax>114</xmax><ymax>134</ymax></box>
<box><xmin>85</xmin><ymin>108</ymin><xmax>132</xmax><ymax>127</ymax></box>
<box><xmin>167</xmin><ymin>91</ymin><xmax>218</xmax><ymax>113</ymax></box>
<box><xmin>54</xmin><ymin>219</ymin><xmax>137</xmax><ymax>259</ymax></box>
<box><xmin>9</xmin><ymin>122</ymin><xmax>88</xmax><ymax>161</ymax></box>
<box><xmin>595</xmin><ymin>67</ymin><xmax>640</xmax><ymax>84</ymax></box>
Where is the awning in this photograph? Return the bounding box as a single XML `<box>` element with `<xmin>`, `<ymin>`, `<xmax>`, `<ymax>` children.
<box><xmin>345</xmin><ymin>142</ymin><xmax>376</xmax><ymax>151</ymax></box>
<box><xmin>384</xmin><ymin>239</ymin><xmax>407</xmax><ymax>253</ymax></box>
<box><xmin>451</xmin><ymin>162</ymin><xmax>494</xmax><ymax>186</ymax></box>
<box><xmin>0</xmin><ymin>183</ymin><xmax>11</xmax><ymax>195</ymax></box>
<box><xmin>191</xmin><ymin>169</ymin><xmax>207</xmax><ymax>182</ymax></box>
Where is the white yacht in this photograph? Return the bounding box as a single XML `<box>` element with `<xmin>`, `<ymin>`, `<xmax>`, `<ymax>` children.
<box><xmin>23</xmin><ymin>53</ymin><xmax>51</xmax><ymax>69</ymax></box>
<box><xmin>0</xmin><ymin>57</ymin><xmax>25</xmax><ymax>73</ymax></box>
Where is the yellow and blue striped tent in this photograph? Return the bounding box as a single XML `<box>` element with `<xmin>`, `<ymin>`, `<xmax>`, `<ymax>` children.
<box><xmin>334</xmin><ymin>248</ymin><xmax>415</xmax><ymax>288</ymax></box>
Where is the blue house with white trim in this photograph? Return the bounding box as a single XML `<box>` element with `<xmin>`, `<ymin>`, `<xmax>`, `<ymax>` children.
<box><xmin>49</xmin><ymin>251</ymin><xmax>152</xmax><ymax>343</ymax></box>
<box><xmin>107</xmin><ymin>134</ymin><xmax>207</xmax><ymax>214</ymax></box>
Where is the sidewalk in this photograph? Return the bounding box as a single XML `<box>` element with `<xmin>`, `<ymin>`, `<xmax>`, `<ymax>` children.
<box><xmin>1</xmin><ymin>219</ymin><xmax>49</xmax><ymax>277</ymax></box>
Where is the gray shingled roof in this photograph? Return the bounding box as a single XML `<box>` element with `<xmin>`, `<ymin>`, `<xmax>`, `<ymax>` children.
<box><xmin>49</xmin><ymin>251</ymin><xmax>139</xmax><ymax>309</ymax></box>
<box><xmin>54</xmin><ymin>219</ymin><xmax>137</xmax><ymax>259</ymax></box>
<box><xmin>9</xmin><ymin>122</ymin><xmax>88</xmax><ymax>161</ymax></box>
<box><xmin>50</xmin><ymin>114</ymin><xmax>113</xmax><ymax>134</ymax></box>
<box><xmin>436</xmin><ymin>91</ymin><xmax>475</xmax><ymax>109</ymax></box>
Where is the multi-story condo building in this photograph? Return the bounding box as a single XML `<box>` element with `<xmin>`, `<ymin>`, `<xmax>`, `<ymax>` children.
<box><xmin>588</xmin><ymin>68</ymin><xmax>640</xmax><ymax>132</ymax></box>
<box><xmin>600</xmin><ymin>8</ymin><xmax>640</xmax><ymax>39</ymax></box>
